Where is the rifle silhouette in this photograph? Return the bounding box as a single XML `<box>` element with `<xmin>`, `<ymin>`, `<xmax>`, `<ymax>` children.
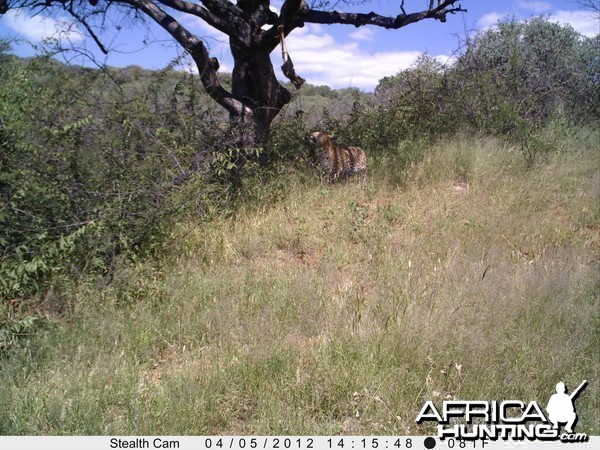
<box><xmin>569</xmin><ymin>380</ymin><xmax>587</xmax><ymax>400</ymax></box>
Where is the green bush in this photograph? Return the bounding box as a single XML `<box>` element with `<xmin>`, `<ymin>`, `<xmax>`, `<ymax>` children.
<box><xmin>0</xmin><ymin>52</ymin><xmax>229</xmax><ymax>301</ymax></box>
<box><xmin>451</xmin><ymin>18</ymin><xmax>599</xmax><ymax>133</ymax></box>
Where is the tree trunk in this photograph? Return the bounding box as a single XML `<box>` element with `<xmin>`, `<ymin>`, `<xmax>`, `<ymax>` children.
<box><xmin>228</xmin><ymin>31</ymin><xmax>292</xmax><ymax>165</ymax></box>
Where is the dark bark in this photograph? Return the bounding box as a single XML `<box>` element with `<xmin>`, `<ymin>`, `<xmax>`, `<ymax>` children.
<box><xmin>301</xmin><ymin>1</ymin><xmax>466</xmax><ymax>28</ymax></box>
<box><xmin>230</xmin><ymin>44</ymin><xmax>291</xmax><ymax>144</ymax></box>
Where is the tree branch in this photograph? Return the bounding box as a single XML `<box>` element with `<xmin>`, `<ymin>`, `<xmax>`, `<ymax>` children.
<box><xmin>155</xmin><ymin>0</ymin><xmax>253</xmax><ymax>44</ymax></box>
<box><xmin>199</xmin><ymin>0</ymin><xmax>240</xmax><ymax>15</ymax></box>
<box><xmin>303</xmin><ymin>0</ymin><xmax>466</xmax><ymax>28</ymax></box>
<box><xmin>66</xmin><ymin>4</ymin><xmax>108</xmax><ymax>54</ymax></box>
<box><xmin>121</xmin><ymin>0</ymin><xmax>252</xmax><ymax>117</ymax></box>
<box><xmin>259</xmin><ymin>0</ymin><xmax>307</xmax><ymax>50</ymax></box>
<box><xmin>154</xmin><ymin>0</ymin><xmax>235</xmax><ymax>37</ymax></box>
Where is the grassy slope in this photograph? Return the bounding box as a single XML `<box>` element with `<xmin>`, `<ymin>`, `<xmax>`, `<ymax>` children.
<box><xmin>1</xmin><ymin>132</ymin><xmax>598</xmax><ymax>435</ymax></box>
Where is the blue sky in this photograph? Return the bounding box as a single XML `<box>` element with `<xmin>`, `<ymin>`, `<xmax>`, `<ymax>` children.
<box><xmin>1</xmin><ymin>0</ymin><xmax>598</xmax><ymax>90</ymax></box>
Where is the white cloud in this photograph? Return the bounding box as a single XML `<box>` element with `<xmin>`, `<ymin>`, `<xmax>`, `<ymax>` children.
<box><xmin>1</xmin><ymin>9</ymin><xmax>83</xmax><ymax>43</ymax></box>
<box><xmin>477</xmin><ymin>12</ymin><xmax>512</xmax><ymax>30</ymax></box>
<box><xmin>476</xmin><ymin>7</ymin><xmax>598</xmax><ymax>37</ymax></box>
<box><xmin>435</xmin><ymin>54</ymin><xmax>457</xmax><ymax>67</ymax></box>
<box><xmin>348</xmin><ymin>27</ymin><xmax>376</xmax><ymax>42</ymax></box>
<box><xmin>549</xmin><ymin>10</ymin><xmax>599</xmax><ymax>37</ymax></box>
<box><xmin>282</xmin><ymin>24</ymin><xmax>443</xmax><ymax>90</ymax></box>
<box><xmin>518</xmin><ymin>1</ymin><xmax>552</xmax><ymax>13</ymax></box>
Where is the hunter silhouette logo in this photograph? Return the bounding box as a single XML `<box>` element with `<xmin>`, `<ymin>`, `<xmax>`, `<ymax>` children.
<box><xmin>546</xmin><ymin>380</ymin><xmax>587</xmax><ymax>434</ymax></box>
<box><xmin>416</xmin><ymin>379</ymin><xmax>590</xmax><ymax>442</ymax></box>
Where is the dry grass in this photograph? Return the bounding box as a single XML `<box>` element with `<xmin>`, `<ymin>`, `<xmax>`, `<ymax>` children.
<box><xmin>1</xmin><ymin>132</ymin><xmax>598</xmax><ymax>435</ymax></box>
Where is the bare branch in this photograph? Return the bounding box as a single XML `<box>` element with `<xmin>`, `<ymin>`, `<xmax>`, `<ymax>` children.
<box><xmin>279</xmin><ymin>0</ymin><xmax>306</xmax><ymax>32</ymax></box>
<box><xmin>155</xmin><ymin>0</ymin><xmax>253</xmax><ymax>43</ymax></box>
<box><xmin>259</xmin><ymin>0</ymin><xmax>308</xmax><ymax>50</ymax></box>
<box><xmin>577</xmin><ymin>0</ymin><xmax>600</xmax><ymax>16</ymax></box>
<box><xmin>66</xmin><ymin>4</ymin><xmax>108</xmax><ymax>54</ymax></box>
<box><xmin>154</xmin><ymin>0</ymin><xmax>233</xmax><ymax>35</ymax></box>
<box><xmin>198</xmin><ymin>0</ymin><xmax>247</xmax><ymax>30</ymax></box>
<box><xmin>303</xmin><ymin>0</ymin><xmax>466</xmax><ymax>28</ymax></box>
<box><xmin>120</xmin><ymin>0</ymin><xmax>252</xmax><ymax>117</ymax></box>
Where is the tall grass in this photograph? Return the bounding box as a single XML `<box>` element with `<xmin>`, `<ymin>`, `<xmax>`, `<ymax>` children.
<box><xmin>1</xmin><ymin>131</ymin><xmax>598</xmax><ymax>435</ymax></box>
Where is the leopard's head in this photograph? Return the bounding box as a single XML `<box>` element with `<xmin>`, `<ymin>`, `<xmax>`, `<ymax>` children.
<box><xmin>308</xmin><ymin>131</ymin><xmax>331</xmax><ymax>147</ymax></box>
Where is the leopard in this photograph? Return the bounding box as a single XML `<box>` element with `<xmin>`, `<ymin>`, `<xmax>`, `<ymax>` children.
<box><xmin>308</xmin><ymin>131</ymin><xmax>367</xmax><ymax>183</ymax></box>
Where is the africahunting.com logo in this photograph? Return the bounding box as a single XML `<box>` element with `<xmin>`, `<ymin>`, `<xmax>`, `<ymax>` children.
<box><xmin>416</xmin><ymin>380</ymin><xmax>589</xmax><ymax>443</ymax></box>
